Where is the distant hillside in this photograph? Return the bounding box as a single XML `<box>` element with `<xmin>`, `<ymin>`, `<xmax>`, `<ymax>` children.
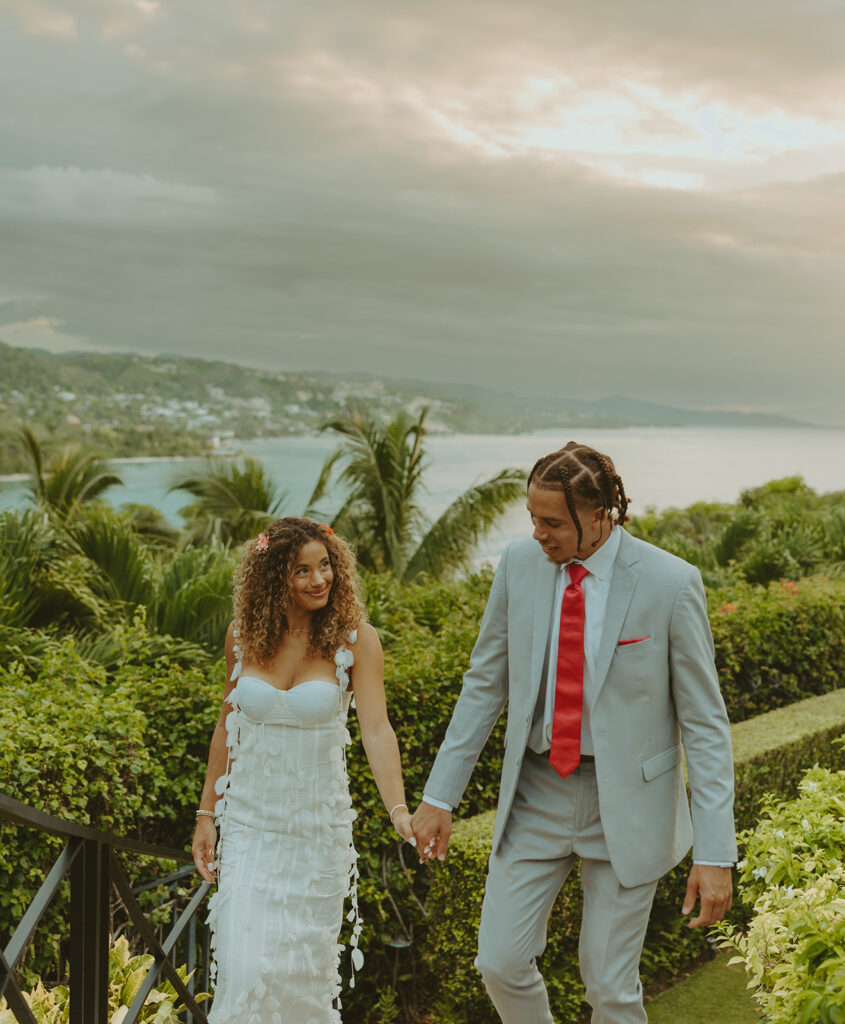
<box><xmin>0</xmin><ymin>341</ymin><xmax>817</xmax><ymax>474</ymax></box>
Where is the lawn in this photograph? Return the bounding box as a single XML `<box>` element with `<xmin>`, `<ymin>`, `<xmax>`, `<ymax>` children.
<box><xmin>646</xmin><ymin>953</ymin><xmax>759</xmax><ymax>1024</ymax></box>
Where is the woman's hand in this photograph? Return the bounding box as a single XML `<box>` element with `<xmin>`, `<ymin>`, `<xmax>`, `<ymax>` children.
<box><xmin>192</xmin><ymin>816</ymin><xmax>218</xmax><ymax>884</ymax></box>
<box><xmin>391</xmin><ymin>808</ymin><xmax>417</xmax><ymax>848</ymax></box>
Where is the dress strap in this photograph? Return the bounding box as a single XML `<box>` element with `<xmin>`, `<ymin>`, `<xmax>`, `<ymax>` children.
<box><xmin>230</xmin><ymin>627</ymin><xmax>243</xmax><ymax>682</ymax></box>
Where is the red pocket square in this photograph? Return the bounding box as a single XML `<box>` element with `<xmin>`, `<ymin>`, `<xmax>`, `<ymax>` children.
<box><xmin>618</xmin><ymin>636</ymin><xmax>651</xmax><ymax>646</ymax></box>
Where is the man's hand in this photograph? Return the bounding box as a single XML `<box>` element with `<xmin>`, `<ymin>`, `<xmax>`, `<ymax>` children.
<box><xmin>682</xmin><ymin>865</ymin><xmax>733</xmax><ymax>928</ymax></box>
<box><xmin>410</xmin><ymin>802</ymin><xmax>452</xmax><ymax>864</ymax></box>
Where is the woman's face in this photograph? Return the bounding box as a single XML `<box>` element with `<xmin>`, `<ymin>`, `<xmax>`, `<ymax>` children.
<box><xmin>290</xmin><ymin>540</ymin><xmax>334</xmax><ymax>613</ymax></box>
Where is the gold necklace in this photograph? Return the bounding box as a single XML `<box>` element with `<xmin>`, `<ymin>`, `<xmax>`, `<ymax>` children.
<box><xmin>287</xmin><ymin>625</ymin><xmax>310</xmax><ymax>639</ymax></box>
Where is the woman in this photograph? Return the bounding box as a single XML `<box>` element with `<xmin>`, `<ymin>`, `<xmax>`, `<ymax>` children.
<box><xmin>192</xmin><ymin>517</ymin><xmax>414</xmax><ymax>1023</ymax></box>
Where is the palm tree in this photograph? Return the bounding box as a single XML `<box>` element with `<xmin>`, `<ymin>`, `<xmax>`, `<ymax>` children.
<box><xmin>148</xmin><ymin>544</ymin><xmax>235</xmax><ymax>653</ymax></box>
<box><xmin>171</xmin><ymin>456</ymin><xmax>288</xmax><ymax>546</ymax></box>
<box><xmin>312</xmin><ymin>406</ymin><xmax>527</xmax><ymax>580</ymax></box>
<box><xmin>16</xmin><ymin>425</ymin><xmax>122</xmax><ymax>519</ymax></box>
<box><xmin>0</xmin><ymin>506</ymin><xmax>103</xmax><ymax>631</ymax></box>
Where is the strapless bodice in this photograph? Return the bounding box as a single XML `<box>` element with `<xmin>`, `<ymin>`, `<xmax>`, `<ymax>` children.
<box><xmin>235</xmin><ymin>676</ymin><xmax>343</xmax><ymax>725</ymax></box>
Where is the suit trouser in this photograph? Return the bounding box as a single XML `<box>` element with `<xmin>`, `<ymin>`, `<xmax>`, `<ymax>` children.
<box><xmin>475</xmin><ymin>750</ymin><xmax>658</xmax><ymax>1024</ymax></box>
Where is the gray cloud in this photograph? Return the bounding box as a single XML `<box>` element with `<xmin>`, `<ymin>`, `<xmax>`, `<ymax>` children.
<box><xmin>0</xmin><ymin>0</ymin><xmax>843</xmax><ymax>423</ymax></box>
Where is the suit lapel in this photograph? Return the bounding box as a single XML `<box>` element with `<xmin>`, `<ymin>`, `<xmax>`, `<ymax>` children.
<box><xmin>529</xmin><ymin>554</ymin><xmax>557</xmax><ymax>707</ymax></box>
<box><xmin>593</xmin><ymin>532</ymin><xmax>640</xmax><ymax>701</ymax></box>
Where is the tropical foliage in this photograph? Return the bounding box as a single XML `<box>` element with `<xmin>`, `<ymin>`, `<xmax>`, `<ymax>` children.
<box><xmin>0</xmin><ymin>936</ymin><xmax>207</xmax><ymax>1023</ymax></box>
<box><xmin>3</xmin><ymin>418</ymin><xmax>845</xmax><ymax>1020</ymax></box>
<box><xmin>311</xmin><ymin>406</ymin><xmax>527</xmax><ymax>578</ymax></box>
<box><xmin>171</xmin><ymin>456</ymin><xmax>288</xmax><ymax>547</ymax></box>
<box><xmin>629</xmin><ymin>476</ymin><xmax>845</xmax><ymax>586</ymax></box>
<box><xmin>15</xmin><ymin>425</ymin><xmax>122</xmax><ymax>520</ymax></box>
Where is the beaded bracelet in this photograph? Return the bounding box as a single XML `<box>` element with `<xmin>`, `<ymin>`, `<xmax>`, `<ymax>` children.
<box><xmin>388</xmin><ymin>803</ymin><xmax>408</xmax><ymax>823</ymax></box>
<box><xmin>196</xmin><ymin>809</ymin><xmax>215</xmax><ymax>820</ymax></box>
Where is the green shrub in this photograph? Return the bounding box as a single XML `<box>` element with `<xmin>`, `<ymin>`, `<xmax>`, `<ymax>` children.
<box><xmin>423</xmin><ymin>690</ymin><xmax>845</xmax><ymax>1022</ymax></box>
<box><xmin>337</xmin><ymin>572</ymin><xmax>845</xmax><ymax>1017</ymax></box>
<box><xmin>716</xmin><ymin>760</ymin><xmax>845</xmax><ymax>1024</ymax></box>
<box><xmin>342</xmin><ymin>572</ymin><xmax>503</xmax><ymax>1008</ymax></box>
<box><xmin>629</xmin><ymin>478</ymin><xmax>845</xmax><ymax>587</ymax></box>
<box><xmin>0</xmin><ymin>638</ymin><xmax>218</xmax><ymax>982</ymax></box>
<box><xmin>708</xmin><ymin>576</ymin><xmax>845</xmax><ymax>722</ymax></box>
<box><xmin>3</xmin><ymin>565</ymin><xmax>845</xmax><ymax>1020</ymax></box>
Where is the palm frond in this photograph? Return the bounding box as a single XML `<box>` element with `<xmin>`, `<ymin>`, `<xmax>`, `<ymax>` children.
<box><xmin>404</xmin><ymin>468</ymin><xmax>527</xmax><ymax>581</ymax></box>
<box><xmin>321</xmin><ymin>406</ymin><xmax>430</xmax><ymax>573</ymax></box>
<box><xmin>171</xmin><ymin>457</ymin><xmax>287</xmax><ymax>546</ymax></box>
<box><xmin>13</xmin><ymin>426</ymin><xmax>121</xmax><ymax>517</ymax></box>
<box><xmin>15</xmin><ymin>424</ymin><xmax>45</xmax><ymax>501</ymax></box>
<box><xmin>65</xmin><ymin>505</ymin><xmax>155</xmax><ymax>608</ymax></box>
<box><xmin>303</xmin><ymin>448</ymin><xmax>346</xmax><ymax>518</ymax></box>
<box><xmin>0</xmin><ymin>507</ymin><xmax>103</xmax><ymax>630</ymax></box>
<box><xmin>150</xmin><ymin>545</ymin><xmax>235</xmax><ymax>652</ymax></box>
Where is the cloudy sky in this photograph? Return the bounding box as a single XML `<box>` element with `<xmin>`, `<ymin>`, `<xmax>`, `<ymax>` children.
<box><xmin>1</xmin><ymin>0</ymin><xmax>844</xmax><ymax>423</ymax></box>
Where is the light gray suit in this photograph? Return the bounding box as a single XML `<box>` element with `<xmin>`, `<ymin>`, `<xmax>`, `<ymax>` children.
<box><xmin>424</xmin><ymin>529</ymin><xmax>736</xmax><ymax>1021</ymax></box>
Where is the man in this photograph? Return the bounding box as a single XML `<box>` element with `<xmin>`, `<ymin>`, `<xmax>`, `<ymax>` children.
<box><xmin>411</xmin><ymin>442</ymin><xmax>736</xmax><ymax>1024</ymax></box>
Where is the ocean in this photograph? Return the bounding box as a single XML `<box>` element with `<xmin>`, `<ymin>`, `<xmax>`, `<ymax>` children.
<box><xmin>2</xmin><ymin>426</ymin><xmax>843</xmax><ymax>565</ymax></box>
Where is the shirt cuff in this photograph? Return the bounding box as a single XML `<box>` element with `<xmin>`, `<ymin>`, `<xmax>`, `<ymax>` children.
<box><xmin>693</xmin><ymin>861</ymin><xmax>735</xmax><ymax>868</ymax></box>
<box><xmin>422</xmin><ymin>794</ymin><xmax>453</xmax><ymax>812</ymax></box>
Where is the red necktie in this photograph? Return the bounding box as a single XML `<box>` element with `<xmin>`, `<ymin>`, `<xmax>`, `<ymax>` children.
<box><xmin>550</xmin><ymin>563</ymin><xmax>589</xmax><ymax>779</ymax></box>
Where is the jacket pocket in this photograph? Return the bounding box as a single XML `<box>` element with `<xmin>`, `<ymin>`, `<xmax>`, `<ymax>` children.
<box><xmin>641</xmin><ymin>743</ymin><xmax>682</xmax><ymax>782</ymax></box>
<box><xmin>615</xmin><ymin>635</ymin><xmax>654</xmax><ymax>652</ymax></box>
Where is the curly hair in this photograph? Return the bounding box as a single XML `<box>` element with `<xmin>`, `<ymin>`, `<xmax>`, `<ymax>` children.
<box><xmin>232</xmin><ymin>518</ymin><xmax>366</xmax><ymax>665</ymax></box>
<box><xmin>527</xmin><ymin>441</ymin><xmax>630</xmax><ymax>551</ymax></box>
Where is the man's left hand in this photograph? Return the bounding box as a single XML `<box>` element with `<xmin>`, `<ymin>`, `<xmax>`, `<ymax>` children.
<box><xmin>682</xmin><ymin>865</ymin><xmax>733</xmax><ymax>928</ymax></box>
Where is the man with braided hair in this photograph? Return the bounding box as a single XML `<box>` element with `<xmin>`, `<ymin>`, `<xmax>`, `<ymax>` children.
<box><xmin>411</xmin><ymin>441</ymin><xmax>736</xmax><ymax>1024</ymax></box>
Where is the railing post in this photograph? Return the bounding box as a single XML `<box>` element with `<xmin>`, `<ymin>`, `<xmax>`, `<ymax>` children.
<box><xmin>70</xmin><ymin>839</ymin><xmax>109</xmax><ymax>1024</ymax></box>
<box><xmin>184</xmin><ymin>913</ymin><xmax>197</xmax><ymax>1024</ymax></box>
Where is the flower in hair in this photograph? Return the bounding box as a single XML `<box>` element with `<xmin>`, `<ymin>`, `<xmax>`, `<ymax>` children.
<box><xmin>255</xmin><ymin>532</ymin><xmax>270</xmax><ymax>552</ymax></box>
<box><xmin>320</xmin><ymin>524</ymin><xmax>334</xmax><ymax>535</ymax></box>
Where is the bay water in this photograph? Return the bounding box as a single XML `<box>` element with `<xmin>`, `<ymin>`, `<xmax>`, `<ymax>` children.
<box><xmin>2</xmin><ymin>427</ymin><xmax>843</xmax><ymax>565</ymax></box>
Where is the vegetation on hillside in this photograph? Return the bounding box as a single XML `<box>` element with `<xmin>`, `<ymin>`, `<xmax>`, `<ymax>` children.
<box><xmin>0</xmin><ymin>339</ymin><xmax>816</xmax><ymax>473</ymax></box>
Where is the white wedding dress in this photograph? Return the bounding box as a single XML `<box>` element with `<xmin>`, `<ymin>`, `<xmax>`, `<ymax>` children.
<box><xmin>206</xmin><ymin>630</ymin><xmax>363</xmax><ymax>1024</ymax></box>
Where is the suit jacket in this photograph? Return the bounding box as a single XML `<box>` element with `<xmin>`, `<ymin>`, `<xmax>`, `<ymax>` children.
<box><xmin>424</xmin><ymin>529</ymin><xmax>737</xmax><ymax>888</ymax></box>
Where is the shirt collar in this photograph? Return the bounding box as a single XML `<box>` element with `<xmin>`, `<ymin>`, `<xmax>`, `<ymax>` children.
<box><xmin>560</xmin><ymin>525</ymin><xmax>622</xmax><ymax>582</ymax></box>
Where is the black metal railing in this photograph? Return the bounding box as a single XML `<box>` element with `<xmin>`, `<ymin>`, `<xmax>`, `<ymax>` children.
<box><xmin>0</xmin><ymin>793</ymin><xmax>211</xmax><ymax>1024</ymax></box>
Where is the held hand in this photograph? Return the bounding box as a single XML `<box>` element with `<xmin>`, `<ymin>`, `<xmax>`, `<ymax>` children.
<box><xmin>192</xmin><ymin>817</ymin><xmax>218</xmax><ymax>884</ymax></box>
<box><xmin>682</xmin><ymin>864</ymin><xmax>733</xmax><ymax>928</ymax></box>
<box><xmin>391</xmin><ymin>809</ymin><xmax>417</xmax><ymax>848</ymax></box>
<box><xmin>410</xmin><ymin>803</ymin><xmax>452</xmax><ymax>864</ymax></box>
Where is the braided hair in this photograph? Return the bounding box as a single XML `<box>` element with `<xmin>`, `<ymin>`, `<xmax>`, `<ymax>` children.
<box><xmin>232</xmin><ymin>517</ymin><xmax>365</xmax><ymax>665</ymax></box>
<box><xmin>527</xmin><ymin>441</ymin><xmax>630</xmax><ymax>551</ymax></box>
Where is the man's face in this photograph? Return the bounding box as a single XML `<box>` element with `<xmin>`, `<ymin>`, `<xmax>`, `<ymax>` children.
<box><xmin>526</xmin><ymin>483</ymin><xmax>605</xmax><ymax>564</ymax></box>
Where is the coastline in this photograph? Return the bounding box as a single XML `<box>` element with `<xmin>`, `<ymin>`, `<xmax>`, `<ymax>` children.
<box><xmin>0</xmin><ymin>449</ymin><xmax>243</xmax><ymax>483</ymax></box>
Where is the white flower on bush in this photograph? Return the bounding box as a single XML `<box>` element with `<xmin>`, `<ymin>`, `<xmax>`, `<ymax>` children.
<box><xmin>715</xmin><ymin>762</ymin><xmax>845</xmax><ymax>1024</ymax></box>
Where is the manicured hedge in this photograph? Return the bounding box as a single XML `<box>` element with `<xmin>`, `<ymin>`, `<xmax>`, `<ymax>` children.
<box><xmin>422</xmin><ymin>689</ymin><xmax>845</xmax><ymax>1023</ymax></box>
<box><xmin>708</xmin><ymin>577</ymin><xmax>845</xmax><ymax>722</ymax></box>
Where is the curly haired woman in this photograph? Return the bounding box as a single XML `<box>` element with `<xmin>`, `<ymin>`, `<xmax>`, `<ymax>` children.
<box><xmin>192</xmin><ymin>518</ymin><xmax>415</xmax><ymax>1023</ymax></box>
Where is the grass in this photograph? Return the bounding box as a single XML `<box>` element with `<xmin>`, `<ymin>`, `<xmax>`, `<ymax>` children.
<box><xmin>646</xmin><ymin>953</ymin><xmax>759</xmax><ymax>1023</ymax></box>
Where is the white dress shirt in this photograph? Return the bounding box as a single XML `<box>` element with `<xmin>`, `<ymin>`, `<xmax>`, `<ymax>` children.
<box><xmin>528</xmin><ymin>525</ymin><xmax>622</xmax><ymax>756</ymax></box>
